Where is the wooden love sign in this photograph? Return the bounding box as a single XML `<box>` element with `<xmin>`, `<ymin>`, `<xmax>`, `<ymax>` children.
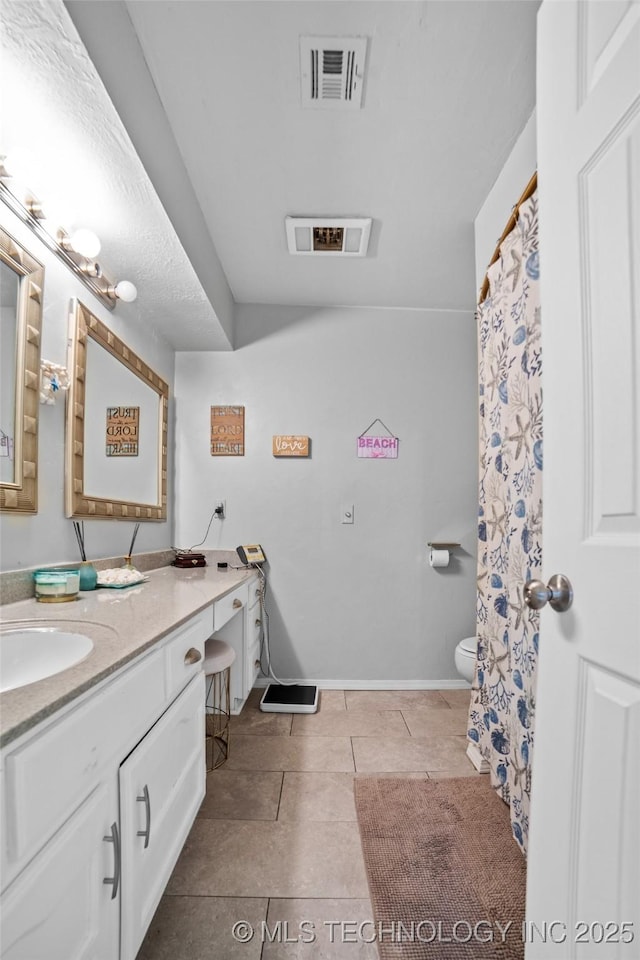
<box><xmin>272</xmin><ymin>435</ymin><xmax>310</xmax><ymax>457</ymax></box>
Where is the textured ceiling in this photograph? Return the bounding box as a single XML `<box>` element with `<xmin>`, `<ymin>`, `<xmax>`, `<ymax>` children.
<box><xmin>123</xmin><ymin>0</ymin><xmax>539</xmax><ymax>311</ymax></box>
<box><xmin>3</xmin><ymin>0</ymin><xmax>539</xmax><ymax>350</ymax></box>
<box><xmin>1</xmin><ymin>0</ymin><xmax>233</xmax><ymax>351</ymax></box>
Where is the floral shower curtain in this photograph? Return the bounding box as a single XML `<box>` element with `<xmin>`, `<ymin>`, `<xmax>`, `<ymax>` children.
<box><xmin>468</xmin><ymin>191</ymin><xmax>542</xmax><ymax>856</ymax></box>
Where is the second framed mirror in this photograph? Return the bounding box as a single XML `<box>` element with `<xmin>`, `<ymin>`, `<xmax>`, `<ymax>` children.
<box><xmin>66</xmin><ymin>300</ymin><xmax>169</xmax><ymax>520</ymax></box>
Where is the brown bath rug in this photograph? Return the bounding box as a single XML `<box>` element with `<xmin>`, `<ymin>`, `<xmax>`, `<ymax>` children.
<box><xmin>354</xmin><ymin>776</ymin><xmax>525</xmax><ymax>960</ymax></box>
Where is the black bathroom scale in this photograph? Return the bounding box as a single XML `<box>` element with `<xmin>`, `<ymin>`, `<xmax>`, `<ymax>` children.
<box><xmin>260</xmin><ymin>684</ymin><xmax>319</xmax><ymax>714</ymax></box>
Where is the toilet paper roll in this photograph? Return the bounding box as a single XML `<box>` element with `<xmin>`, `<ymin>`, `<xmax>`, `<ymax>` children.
<box><xmin>429</xmin><ymin>548</ymin><xmax>450</xmax><ymax>568</ymax></box>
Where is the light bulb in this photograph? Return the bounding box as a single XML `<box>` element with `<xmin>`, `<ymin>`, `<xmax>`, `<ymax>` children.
<box><xmin>0</xmin><ymin>155</ymin><xmax>14</xmax><ymax>178</ymax></box>
<box><xmin>114</xmin><ymin>280</ymin><xmax>137</xmax><ymax>303</ymax></box>
<box><xmin>68</xmin><ymin>228</ymin><xmax>101</xmax><ymax>259</ymax></box>
<box><xmin>0</xmin><ymin>151</ymin><xmax>36</xmax><ymax>183</ymax></box>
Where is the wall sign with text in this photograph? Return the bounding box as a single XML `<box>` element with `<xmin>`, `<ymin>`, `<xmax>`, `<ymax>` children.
<box><xmin>106</xmin><ymin>406</ymin><xmax>139</xmax><ymax>457</ymax></box>
<box><xmin>357</xmin><ymin>418</ymin><xmax>399</xmax><ymax>459</ymax></box>
<box><xmin>211</xmin><ymin>405</ymin><xmax>245</xmax><ymax>456</ymax></box>
<box><xmin>272</xmin><ymin>435</ymin><xmax>310</xmax><ymax>457</ymax></box>
<box><xmin>357</xmin><ymin>435</ymin><xmax>398</xmax><ymax>459</ymax></box>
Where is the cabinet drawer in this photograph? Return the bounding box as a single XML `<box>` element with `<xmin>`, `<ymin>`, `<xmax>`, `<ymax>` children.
<box><xmin>249</xmin><ymin>609</ymin><xmax>263</xmax><ymax>650</ymax></box>
<box><xmin>164</xmin><ymin>607</ymin><xmax>212</xmax><ymax>701</ymax></box>
<box><xmin>246</xmin><ymin>635</ymin><xmax>261</xmax><ymax>692</ymax></box>
<box><xmin>245</xmin><ymin>606</ymin><xmax>262</xmax><ymax>693</ymax></box>
<box><xmin>213</xmin><ymin>582</ymin><xmax>248</xmax><ymax>631</ymax></box>
<box><xmin>248</xmin><ymin>577</ymin><xmax>262</xmax><ymax>610</ymax></box>
<box><xmin>2</xmin><ymin>649</ymin><xmax>164</xmax><ymax>879</ymax></box>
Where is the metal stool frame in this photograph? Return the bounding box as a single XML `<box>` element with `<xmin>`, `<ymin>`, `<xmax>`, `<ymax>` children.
<box><xmin>205</xmin><ymin>664</ymin><xmax>232</xmax><ymax>770</ymax></box>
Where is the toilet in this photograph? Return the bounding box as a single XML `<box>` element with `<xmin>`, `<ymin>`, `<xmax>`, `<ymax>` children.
<box><xmin>455</xmin><ymin>636</ymin><xmax>477</xmax><ymax>684</ymax></box>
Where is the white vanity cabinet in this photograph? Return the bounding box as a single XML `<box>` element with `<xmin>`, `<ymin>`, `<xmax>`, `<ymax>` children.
<box><xmin>0</xmin><ymin>605</ymin><xmax>212</xmax><ymax>960</ymax></box>
<box><xmin>246</xmin><ymin>578</ymin><xmax>263</xmax><ymax>694</ymax></box>
<box><xmin>210</xmin><ymin>574</ymin><xmax>259</xmax><ymax>713</ymax></box>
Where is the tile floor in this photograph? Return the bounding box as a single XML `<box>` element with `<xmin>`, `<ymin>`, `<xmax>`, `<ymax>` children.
<box><xmin>137</xmin><ymin>686</ymin><xmax>476</xmax><ymax>960</ymax></box>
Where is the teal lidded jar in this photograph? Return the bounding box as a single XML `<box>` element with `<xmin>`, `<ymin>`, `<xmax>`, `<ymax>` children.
<box><xmin>79</xmin><ymin>561</ymin><xmax>98</xmax><ymax>591</ymax></box>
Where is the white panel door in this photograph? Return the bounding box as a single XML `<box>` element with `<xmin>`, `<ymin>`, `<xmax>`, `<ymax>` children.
<box><xmin>526</xmin><ymin>2</ymin><xmax>640</xmax><ymax>956</ymax></box>
<box><xmin>119</xmin><ymin>673</ymin><xmax>205</xmax><ymax>960</ymax></box>
<box><xmin>0</xmin><ymin>782</ymin><xmax>120</xmax><ymax>960</ymax></box>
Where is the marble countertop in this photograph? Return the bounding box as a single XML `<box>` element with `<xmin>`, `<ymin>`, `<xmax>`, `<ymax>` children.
<box><xmin>0</xmin><ymin>562</ymin><xmax>255</xmax><ymax>748</ymax></box>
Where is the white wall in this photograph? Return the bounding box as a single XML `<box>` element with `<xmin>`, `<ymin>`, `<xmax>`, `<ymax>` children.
<box><xmin>0</xmin><ymin>201</ymin><xmax>176</xmax><ymax>571</ymax></box>
<box><xmin>474</xmin><ymin>111</ymin><xmax>537</xmax><ymax>289</ymax></box>
<box><xmin>176</xmin><ymin>304</ymin><xmax>478</xmax><ymax>686</ymax></box>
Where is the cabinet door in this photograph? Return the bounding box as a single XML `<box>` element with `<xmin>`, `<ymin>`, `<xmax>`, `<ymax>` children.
<box><xmin>119</xmin><ymin>673</ymin><xmax>205</xmax><ymax>960</ymax></box>
<box><xmin>0</xmin><ymin>781</ymin><xmax>120</xmax><ymax>960</ymax></box>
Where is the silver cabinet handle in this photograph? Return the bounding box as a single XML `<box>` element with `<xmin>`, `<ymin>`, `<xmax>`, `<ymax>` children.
<box><xmin>184</xmin><ymin>646</ymin><xmax>202</xmax><ymax>665</ymax></box>
<box><xmin>232</xmin><ymin>598</ymin><xmax>243</xmax><ymax>609</ymax></box>
<box><xmin>524</xmin><ymin>574</ymin><xmax>573</xmax><ymax>612</ymax></box>
<box><xmin>103</xmin><ymin>821</ymin><xmax>121</xmax><ymax>899</ymax></box>
<box><xmin>136</xmin><ymin>784</ymin><xmax>151</xmax><ymax>848</ymax></box>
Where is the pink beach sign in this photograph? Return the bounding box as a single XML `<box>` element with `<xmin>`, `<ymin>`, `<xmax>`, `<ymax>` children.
<box><xmin>357</xmin><ymin>435</ymin><xmax>398</xmax><ymax>459</ymax></box>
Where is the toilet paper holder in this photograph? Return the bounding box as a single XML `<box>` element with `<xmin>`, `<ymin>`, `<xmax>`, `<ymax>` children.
<box><xmin>427</xmin><ymin>542</ymin><xmax>460</xmax><ymax>569</ymax></box>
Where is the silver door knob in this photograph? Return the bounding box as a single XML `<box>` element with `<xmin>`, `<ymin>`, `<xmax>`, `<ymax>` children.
<box><xmin>524</xmin><ymin>574</ymin><xmax>573</xmax><ymax>612</ymax></box>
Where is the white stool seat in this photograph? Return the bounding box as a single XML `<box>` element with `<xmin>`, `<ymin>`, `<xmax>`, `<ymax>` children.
<box><xmin>204</xmin><ymin>637</ymin><xmax>236</xmax><ymax>674</ymax></box>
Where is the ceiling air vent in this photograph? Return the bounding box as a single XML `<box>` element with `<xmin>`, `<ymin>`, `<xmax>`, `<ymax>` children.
<box><xmin>300</xmin><ymin>36</ymin><xmax>367</xmax><ymax>109</ymax></box>
<box><xmin>285</xmin><ymin>218</ymin><xmax>372</xmax><ymax>257</ymax></box>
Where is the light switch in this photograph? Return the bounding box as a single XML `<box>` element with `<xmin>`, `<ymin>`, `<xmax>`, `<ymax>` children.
<box><xmin>341</xmin><ymin>504</ymin><xmax>354</xmax><ymax>524</ymax></box>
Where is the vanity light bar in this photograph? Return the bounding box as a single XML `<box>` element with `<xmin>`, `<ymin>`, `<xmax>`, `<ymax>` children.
<box><xmin>0</xmin><ymin>176</ymin><xmax>136</xmax><ymax>310</ymax></box>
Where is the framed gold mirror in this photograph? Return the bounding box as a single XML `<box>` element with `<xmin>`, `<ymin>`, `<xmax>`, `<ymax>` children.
<box><xmin>0</xmin><ymin>227</ymin><xmax>44</xmax><ymax>513</ymax></box>
<box><xmin>66</xmin><ymin>300</ymin><xmax>168</xmax><ymax>520</ymax></box>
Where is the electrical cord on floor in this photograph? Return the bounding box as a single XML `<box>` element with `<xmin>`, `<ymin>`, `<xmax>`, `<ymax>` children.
<box><xmin>254</xmin><ymin>564</ymin><xmax>295</xmax><ymax>687</ymax></box>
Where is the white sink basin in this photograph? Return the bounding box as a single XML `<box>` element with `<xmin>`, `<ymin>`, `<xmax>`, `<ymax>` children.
<box><xmin>0</xmin><ymin>627</ymin><xmax>94</xmax><ymax>693</ymax></box>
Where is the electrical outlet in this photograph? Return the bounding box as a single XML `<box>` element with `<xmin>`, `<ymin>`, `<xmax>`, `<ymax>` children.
<box><xmin>341</xmin><ymin>503</ymin><xmax>354</xmax><ymax>524</ymax></box>
<box><xmin>214</xmin><ymin>500</ymin><xmax>226</xmax><ymax>519</ymax></box>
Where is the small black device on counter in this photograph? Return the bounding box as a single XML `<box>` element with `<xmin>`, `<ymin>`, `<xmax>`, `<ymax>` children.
<box><xmin>236</xmin><ymin>544</ymin><xmax>266</xmax><ymax>565</ymax></box>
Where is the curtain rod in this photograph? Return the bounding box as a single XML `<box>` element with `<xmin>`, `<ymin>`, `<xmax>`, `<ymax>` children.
<box><xmin>477</xmin><ymin>170</ymin><xmax>538</xmax><ymax>305</ymax></box>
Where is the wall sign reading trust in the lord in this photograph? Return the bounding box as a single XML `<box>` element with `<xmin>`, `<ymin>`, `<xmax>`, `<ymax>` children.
<box><xmin>211</xmin><ymin>405</ymin><xmax>245</xmax><ymax>456</ymax></box>
<box><xmin>106</xmin><ymin>407</ymin><xmax>139</xmax><ymax>457</ymax></box>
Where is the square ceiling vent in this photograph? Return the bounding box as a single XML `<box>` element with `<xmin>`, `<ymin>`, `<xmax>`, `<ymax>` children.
<box><xmin>300</xmin><ymin>36</ymin><xmax>367</xmax><ymax>109</ymax></box>
<box><xmin>285</xmin><ymin>218</ymin><xmax>372</xmax><ymax>257</ymax></box>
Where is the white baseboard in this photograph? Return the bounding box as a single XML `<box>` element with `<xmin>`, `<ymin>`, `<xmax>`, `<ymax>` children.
<box><xmin>466</xmin><ymin>742</ymin><xmax>490</xmax><ymax>773</ymax></box>
<box><xmin>254</xmin><ymin>677</ymin><xmax>472</xmax><ymax>690</ymax></box>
